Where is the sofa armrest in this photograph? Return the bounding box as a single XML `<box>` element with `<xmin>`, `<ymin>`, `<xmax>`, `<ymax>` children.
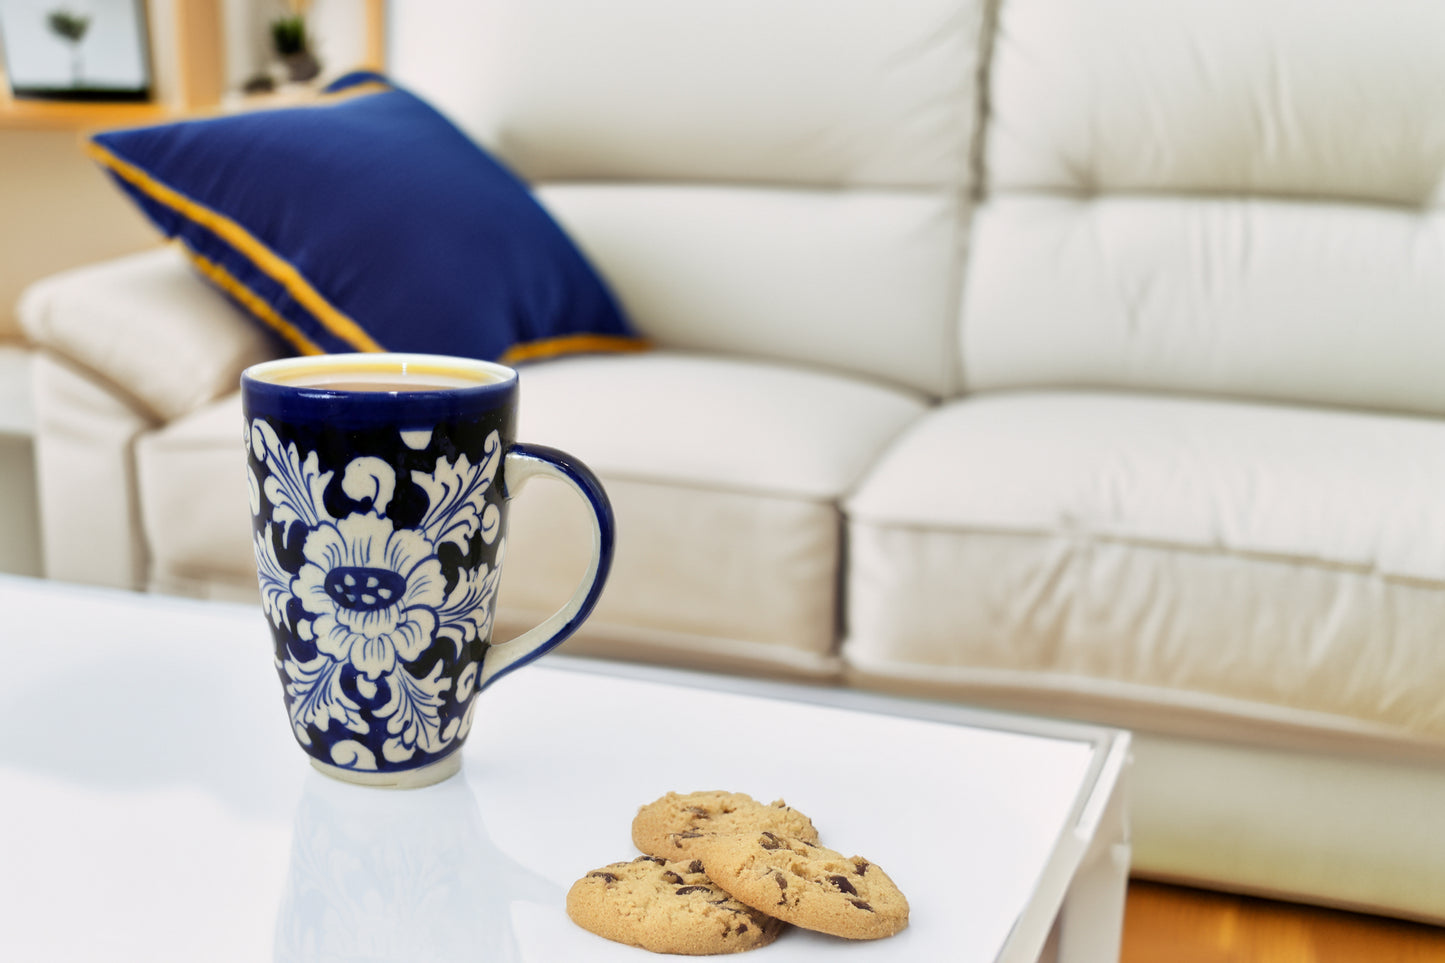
<box><xmin>28</xmin><ymin>352</ymin><xmax>153</xmax><ymax>589</ymax></box>
<box><xmin>18</xmin><ymin>246</ymin><xmax>283</xmax><ymax>423</ymax></box>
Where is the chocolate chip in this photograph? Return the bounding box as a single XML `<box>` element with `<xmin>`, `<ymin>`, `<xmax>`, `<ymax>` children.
<box><xmin>687</xmin><ymin>860</ymin><xmax>705</xmax><ymax>874</ymax></box>
<box><xmin>773</xmin><ymin>873</ymin><xmax>788</xmax><ymax>890</ymax></box>
<box><xmin>738</xmin><ymin>923</ymin><xmax>749</xmax><ymax>933</ymax></box>
<box><xmin>587</xmin><ymin>871</ymin><xmax>619</xmax><ymax>883</ymax></box>
<box><xmin>759</xmin><ymin>832</ymin><xmax>783</xmax><ymax>850</ymax></box>
<box><xmin>675</xmin><ymin>885</ymin><xmax>712</xmax><ymax>895</ymax></box>
<box><xmin>633</xmin><ymin>855</ymin><xmax>665</xmax><ymax>864</ymax></box>
<box><xmin>685</xmin><ymin>806</ymin><xmax>711</xmax><ymax>818</ymax></box>
<box><xmin>675</xmin><ymin>831</ymin><xmax>705</xmax><ymax>839</ymax></box>
<box><xmin>853</xmin><ymin>859</ymin><xmax>870</xmax><ymax>876</ymax></box>
<box><xmin>661</xmin><ymin>871</ymin><xmax>684</xmax><ymax>885</ymax></box>
<box><xmin>828</xmin><ymin>874</ymin><xmax>859</xmax><ymax>895</ymax></box>
<box><xmin>850</xmin><ymin>899</ymin><xmax>874</xmax><ymax>912</ymax></box>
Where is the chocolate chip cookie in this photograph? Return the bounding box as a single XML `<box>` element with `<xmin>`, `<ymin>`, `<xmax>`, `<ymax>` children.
<box><xmin>566</xmin><ymin>855</ymin><xmax>786</xmax><ymax>955</ymax></box>
<box><xmin>696</xmin><ymin>831</ymin><xmax>909</xmax><ymax>941</ymax></box>
<box><xmin>632</xmin><ymin>790</ymin><xmax>819</xmax><ymax>860</ymax></box>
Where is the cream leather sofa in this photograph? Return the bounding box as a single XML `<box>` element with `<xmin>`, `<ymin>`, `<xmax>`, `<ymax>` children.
<box><xmin>19</xmin><ymin>0</ymin><xmax>1445</xmax><ymax>922</ymax></box>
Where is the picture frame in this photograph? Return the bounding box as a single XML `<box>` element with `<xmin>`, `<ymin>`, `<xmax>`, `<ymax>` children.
<box><xmin>0</xmin><ymin>0</ymin><xmax>151</xmax><ymax>102</ymax></box>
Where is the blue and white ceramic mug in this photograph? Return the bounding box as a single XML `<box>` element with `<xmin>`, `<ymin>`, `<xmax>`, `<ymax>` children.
<box><xmin>241</xmin><ymin>353</ymin><xmax>614</xmax><ymax>788</ymax></box>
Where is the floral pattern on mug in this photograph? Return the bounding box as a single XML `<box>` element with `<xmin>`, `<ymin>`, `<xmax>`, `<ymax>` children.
<box><xmin>295</xmin><ymin>515</ymin><xmax>445</xmax><ymax>679</ymax></box>
<box><xmin>249</xmin><ymin>417</ymin><xmax>504</xmax><ymax>769</ymax></box>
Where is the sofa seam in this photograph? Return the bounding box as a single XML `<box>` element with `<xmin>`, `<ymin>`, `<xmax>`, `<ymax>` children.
<box><xmin>984</xmin><ymin>184</ymin><xmax>1441</xmax><ymax>213</ymax></box>
<box><xmin>949</xmin><ymin>0</ymin><xmax>1004</xmax><ymax>399</ymax></box>
<box><xmin>843</xmin><ymin>515</ymin><xmax>1445</xmax><ymax>590</ymax></box>
<box><xmin>579</xmin><ymin>467</ymin><xmax>867</xmax><ymax>505</ymax></box>
<box><xmin>840</xmin><ymin>657</ymin><xmax>1445</xmax><ymax>759</ymax></box>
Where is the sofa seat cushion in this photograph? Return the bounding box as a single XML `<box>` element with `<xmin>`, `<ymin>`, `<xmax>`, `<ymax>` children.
<box><xmin>497</xmin><ymin>351</ymin><xmax>926</xmax><ymax>672</ymax></box>
<box><xmin>844</xmin><ymin>391</ymin><xmax>1445</xmax><ymax>745</ymax></box>
<box><xmin>514</xmin><ymin>352</ymin><xmax>928</xmax><ymax>496</ymax></box>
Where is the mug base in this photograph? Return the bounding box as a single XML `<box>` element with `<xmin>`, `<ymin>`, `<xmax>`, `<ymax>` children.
<box><xmin>309</xmin><ymin>753</ymin><xmax>462</xmax><ymax>790</ymax></box>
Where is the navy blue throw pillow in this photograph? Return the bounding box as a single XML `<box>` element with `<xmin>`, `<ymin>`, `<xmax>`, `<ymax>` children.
<box><xmin>88</xmin><ymin>72</ymin><xmax>644</xmax><ymax>364</ymax></box>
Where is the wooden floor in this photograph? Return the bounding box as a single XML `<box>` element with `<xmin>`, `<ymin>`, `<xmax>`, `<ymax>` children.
<box><xmin>1121</xmin><ymin>881</ymin><xmax>1445</xmax><ymax>963</ymax></box>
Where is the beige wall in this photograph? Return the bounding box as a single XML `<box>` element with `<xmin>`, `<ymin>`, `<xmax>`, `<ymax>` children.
<box><xmin>0</xmin><ymin>129</ymin><xmax>162</xmax><ymax>342</ymax></box>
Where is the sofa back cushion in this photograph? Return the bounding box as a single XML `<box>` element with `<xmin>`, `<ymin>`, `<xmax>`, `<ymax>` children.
<box><xmin>389</xmin><ymin>0</ymin><xmax>986</xmax><ymax>397</ymax></box>
<box><xmin>962</xmin><ymin>0</ymin><xmax>1445</xmax><ymax>414</ymax></box>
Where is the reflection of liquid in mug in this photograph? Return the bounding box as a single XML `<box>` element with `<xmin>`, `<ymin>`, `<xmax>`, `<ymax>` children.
<box><xmin>275</xmin><ymin>771</ymin><xmax>560</xmax><ymax>962</ymax></box>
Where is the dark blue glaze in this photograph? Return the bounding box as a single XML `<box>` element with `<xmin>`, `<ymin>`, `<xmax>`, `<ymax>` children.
<box><xmin>240</xmin><ymin>358</ymin><xmax>613</xmax><ymax>781</ymax></box>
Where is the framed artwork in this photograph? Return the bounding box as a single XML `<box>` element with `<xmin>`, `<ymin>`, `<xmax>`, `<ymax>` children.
<box><xmin>0</xmin><ymin>0</ymin><xmax>150</xmax><ymax>101</ymax></box>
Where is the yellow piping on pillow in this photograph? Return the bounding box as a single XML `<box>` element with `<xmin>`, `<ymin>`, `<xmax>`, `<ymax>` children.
<box><xmin>182</xmin><ymin>245</ymin><xmax>325</xmax><ymax>356</ymax></box>
<box><xmin>500</xmin><ymin>333</ymin><xmax>651</xmax><ymax>365</ymax></box>
<box><xmin>309</xmin><ymin>81</ymin><xmax>393</xmax><ymax>106</ymax></box>
<box><xmin>85</xmin><ymin>139</ymin><xmax>386</xmax><ymax>354</ymax></box>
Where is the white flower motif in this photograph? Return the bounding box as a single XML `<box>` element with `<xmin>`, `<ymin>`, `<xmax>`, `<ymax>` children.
<box><xmin>411</xmin><ymin>431</ymin><xmax>502</xmax><ymax>551</ymax></box>
<box><xmin>329</xmin><ymin>741</ymin><xmax>378</xmax><ymax>771</ymax></box>
<box><xmin>254</xmin><ymin>530</ymin><xmax>294</xmax><ymax>630</ymax></box>
<box><xmin>380</xmin><ymin>661</ymin><xmax>453</xmax><ymax>763</ymax></box>
<box><xmin>250</xmin><ymin>418</ymin><xmax>334</xmax><ymax>541</ymax></box>
<box><xmin>282</xmin><ymin>653</ymin><xmax>368</xmax><ymax>743</ymax></box>
<box><xmin>293</xmin><ymin>513</ymin><xmax>446</xmax><ymax>679</ymax></box>
<box><xmin>248</xmin><ymin>465</ymin><xmax>261</xmax><ymax>517</ymax></box>
<box><xmin>341</xmin><ymin>456</ymin><xmax>396</xmax><ymax>516</ymax></box>
<box><xmin>456</xmin><ymin>663</ymin><xmax>478</xmax><ymax>703</ymax></box>
<box><xmin>455</xmin><ymin>695</ymin><xmax>479</xmax><ymax>742</ymax></box>
<box><xmin>435</xmin><ymin>552</ymin><xmax>503</xmax><ymax>657</ymax></box>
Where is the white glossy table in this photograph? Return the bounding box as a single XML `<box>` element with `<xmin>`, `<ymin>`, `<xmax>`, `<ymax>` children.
<box><xmin>0</xmin><ymin>575</ymin><xmax>1130</xmax><ymax>961</ymax></box>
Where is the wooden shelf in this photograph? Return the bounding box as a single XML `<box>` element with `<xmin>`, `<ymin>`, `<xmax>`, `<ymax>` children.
<box><xmin>0</xmin><ymin>98</ymin><xmax>178</xmax><ymax>131</ymax></box>
<box><xmin>0</xmin><ymin>0</ymin><xmax>384</xmax><ymax>132</ymax></box>
<box><xmin>0</xmin><ymin>0</ymin><xmax>218</xmax><ymax>132</ymax></box>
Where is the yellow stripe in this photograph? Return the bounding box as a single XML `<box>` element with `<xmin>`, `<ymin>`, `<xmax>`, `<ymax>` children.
<box><xmin>189</xmin><ymin>81</ymin><xmax>394</xmax><ymax>118</ymax></box>
<box><xmin>85</xmin><ymin>140</ymin><xmax>386</xmax><ymax>354</ymax></box>
<box><xmin>91</xmin><ymin>81</ymin><xmax>395</xmax><ymax>132</ymax></box>
<box><xmin>312</xmin><ymin>81</ymin><xmax>393</xmax><ymax>104</ymax></box>
<box><xmin>500</xmin><ymin>333</ymin><xmax>651</xmax><ymax>365</ymax></box>
<box><xmin>182</xmin><ymin>245</ymin><xmax>325</xmax><ymax>356</ymax></box>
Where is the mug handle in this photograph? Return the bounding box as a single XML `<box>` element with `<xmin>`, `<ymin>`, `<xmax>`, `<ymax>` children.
<box><xmin>478</xmin><ymin>443</ymin><xmax>615</xmax><ymax>690</ymax></box>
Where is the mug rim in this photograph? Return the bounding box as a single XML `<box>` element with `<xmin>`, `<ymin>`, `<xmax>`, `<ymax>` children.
<box><xmin>242</xmin><ymin>352</ymin><xmax>518</xmax><ymax>396</ymax></box>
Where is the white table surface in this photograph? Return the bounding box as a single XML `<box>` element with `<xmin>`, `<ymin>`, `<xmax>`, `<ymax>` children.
<box><xmin>0</xmin><ymin>575</ymin><xmax>1129</xmax><ymax>962</ymax></box>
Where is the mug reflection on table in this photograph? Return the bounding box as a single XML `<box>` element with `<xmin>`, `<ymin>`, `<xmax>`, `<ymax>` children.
<box><xmin>241</xmin><ymin>353</ymin><xmax>615</xmax><ymax>789</ymax></box>
<box><xmin>274</xmin><ymin>772</ymin><xmax>560</xmax><ymax>962</ymax></box>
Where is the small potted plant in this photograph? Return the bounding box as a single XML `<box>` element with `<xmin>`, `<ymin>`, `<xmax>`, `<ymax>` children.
<box><xmin>271</xmin><ymin>0</ymin><xmax>319</xmax><ymax>83</ymax></box>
